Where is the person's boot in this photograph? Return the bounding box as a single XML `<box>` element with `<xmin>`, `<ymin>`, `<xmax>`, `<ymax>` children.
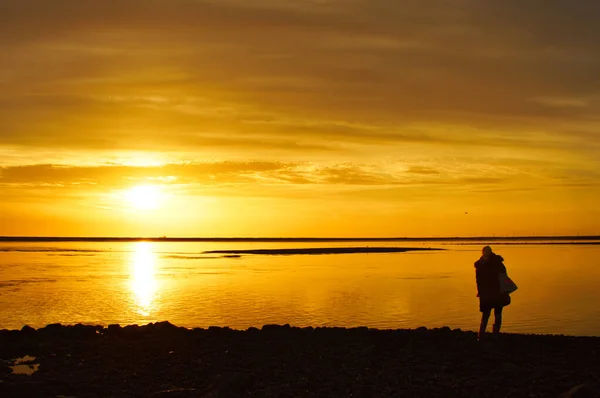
<box><xmin>478</xmin><ymin>320</ymin><xmax>488</xmax><ymax>342</ymax></box>
<box><xmin>492</xmin><ymin>324</ymin><xmax>501</xmax><ymax>340</ymax></box>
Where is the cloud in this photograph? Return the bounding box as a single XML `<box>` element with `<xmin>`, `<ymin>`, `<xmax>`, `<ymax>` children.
<box><xmin>530</xmin><ymin>97</ymin><xmax>589</xmax><ymax>108</ymax></box>
<box><xmin>405</xmin><ymin>166</ymin><xmax>441</xmax><ymax>175</ymax></box>
<box><xmin>0</xmin><ymin>162</ymin><xmax>284</xmax><ymax>186</ymax></box>
<box><xmin>1</xmin><ymin>0</ymin><xmax>600</xmax><ymax>159</ymax></box>
<box><xmin>2</xmin><ymin>158</ymin><xmax>598</xmax><ymax>199</ymax></box>
<box><xmin>0</xmin><ymin>0</ymin><xmax>599</xmax><ymax>239</ymax></box>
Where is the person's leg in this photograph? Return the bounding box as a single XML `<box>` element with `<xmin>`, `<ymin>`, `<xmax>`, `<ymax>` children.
<box><xmin>493</xmin><ymin>306</ymin><xmax>503</xmax><ymax>334</ymax></box>
<box><xmin>479</xmin><ymin>309</ymin><xmax>491</xmax><ymax>341</ymax></box>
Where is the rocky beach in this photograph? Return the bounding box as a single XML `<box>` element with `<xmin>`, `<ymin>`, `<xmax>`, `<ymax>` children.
<box><xmin>1</xmin><ymin>322</ymin><xmax>599</xmax><ymax>397</ymax></box>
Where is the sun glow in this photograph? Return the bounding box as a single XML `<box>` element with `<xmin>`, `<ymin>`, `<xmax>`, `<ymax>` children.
<box><xmin>130</xmin><ymin>242</ymin><xmax>159</xmax><ymax>316</ymax></box>
<box><xmin>125</xmin><ymin>185</ymin><xmax>162</xmax><ymax>210</ymax></box>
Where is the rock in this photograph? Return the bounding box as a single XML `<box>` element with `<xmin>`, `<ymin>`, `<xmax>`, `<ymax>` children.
<box><xmin>20</xmin><ymin>325</ymin><xmax>36</xmax><ymax>335</ymax></box>
<box><xmin>122</xmin><ymin>324</ymin><xmax>143</xmax><ymax>338</ymax></box>
<box><xmin>354</xmin><ymin>326</ymin><xmax>369</xmax><ymax>332</ymax></box>
<box><xmin>1</xmin><ymin>323</ymin><xmax>599</xmax><ymax>397</ymax></box>
<box><xmin>154</xmin><ymin>321</ymin><xmax>179</xmax><ymax>332</ymax></box>
<box><xmin>38</xmin><ymin>323</ymin><xmax>64</xmax><ymax>337</ymax></box>
<box><xmin>106</xmin><ymin>324</ymin><xmax>122</xmax><ymax>335</ymax></box>
<box><xmin>71</xmin><ymin>323</ymin><xmax>99</xmax><ymax>339</ymax></box>
<box><xmin>261</xmin><ymin>324</ymin><xmax>283</xmax><ymax>332</ymax></box>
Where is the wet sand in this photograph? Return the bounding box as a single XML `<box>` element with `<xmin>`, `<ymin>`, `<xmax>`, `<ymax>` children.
<box><xmin>1</xmin><ymin>323</ymin><xmax>599</xmax><ymax>397</ymax></box>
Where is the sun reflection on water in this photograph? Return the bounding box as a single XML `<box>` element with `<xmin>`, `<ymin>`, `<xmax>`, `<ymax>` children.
<box><xmin>130</xmin><ymin>242</ymin><xmax>159</xmax><ymax>316</ymax></box>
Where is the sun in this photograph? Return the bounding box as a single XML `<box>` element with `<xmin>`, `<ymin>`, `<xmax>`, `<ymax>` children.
<box><xmin>125</xmin><ymin>185</ymin><xmax>162</xmax><ymax>210</ymax></box>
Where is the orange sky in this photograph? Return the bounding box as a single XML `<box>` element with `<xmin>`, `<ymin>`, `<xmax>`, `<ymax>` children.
<box><xmin>1</xmin><ymin>0</ymin><xmax>599</xmax><ymax>237</ymax></box>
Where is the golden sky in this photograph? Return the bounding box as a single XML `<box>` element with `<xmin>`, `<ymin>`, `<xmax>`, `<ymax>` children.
<box><xmin>1</xmin><ymin>0</ymin><xmax>599</xmax><ymax>237</ymax></box>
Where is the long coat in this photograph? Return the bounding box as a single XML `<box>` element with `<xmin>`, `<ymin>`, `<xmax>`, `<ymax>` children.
<box><xmin>475</xmin><ymin>253</ymin><xmax>511</xmax><ymax>311</ymax></box>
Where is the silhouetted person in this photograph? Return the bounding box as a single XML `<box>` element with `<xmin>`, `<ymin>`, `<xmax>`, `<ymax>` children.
<box><xmin>475</xmin><ymin>245</ymin><xmax>511</xmax><ymax>341</ymax></box>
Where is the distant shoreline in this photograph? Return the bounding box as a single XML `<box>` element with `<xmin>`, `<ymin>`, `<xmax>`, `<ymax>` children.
<box><xmin>1</xmin><ymin>235</ymin><xmax>599</xmax><ymax>242</ymax></box>
<box><xmin>203</xmin><ymin>247</ymin><xmax>443</xmax><ymax>255</ymax></box>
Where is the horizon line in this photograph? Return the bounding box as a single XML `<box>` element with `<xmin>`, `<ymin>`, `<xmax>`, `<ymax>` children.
<box><xmin>1</xmin><ymin>235</ymin><xmax>599</xmax><ymax>242</ymax></box>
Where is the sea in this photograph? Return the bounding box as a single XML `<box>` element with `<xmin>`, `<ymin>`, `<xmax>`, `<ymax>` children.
<box><xmin>1</xmin><ymin>239</ymin><xmax>599</xmax><ymax>336</ymax></box>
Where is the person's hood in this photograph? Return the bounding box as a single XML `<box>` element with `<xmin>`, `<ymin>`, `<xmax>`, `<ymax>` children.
<box><xmin>474</xmin><ymin>253</ymin><xmax>504</xmax><ymax>268</ymax></box>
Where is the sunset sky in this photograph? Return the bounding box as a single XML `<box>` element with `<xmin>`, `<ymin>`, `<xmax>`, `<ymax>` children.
<box><xmin>1</xmin><ymin>0</ymin><xmax>599</xmax><ymax>237</ymax></box>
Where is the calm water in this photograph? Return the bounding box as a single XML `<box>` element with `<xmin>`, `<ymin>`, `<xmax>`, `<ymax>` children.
<box><xmin>1</xmin><ymin>241</ymin><xmax>599</xmax><ymax>336</ymax></box>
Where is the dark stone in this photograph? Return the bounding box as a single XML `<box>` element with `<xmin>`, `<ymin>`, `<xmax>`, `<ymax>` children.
<box><xmin>141</xmin><ymin>323</ymin><xmax>155</xmax><ymax>331</ymax></box>
<box><xmin>39</xmin><ymin>323</ymin><xmax>64</xmax><ymax>337</ymax></box>
<box><xmin>70</xmin><ymin>323</ymin><xmax>99</xmax><ymax>338</ymax></box>
<box><xmin>21</xmin><ymin>325</ymin><xmax>36</xmax><ymax>334</ymax></box>
<box><xmin>2</xmin><ymin>323</ymin><xmax>600</xmax><ymax>397</ymax></box>
<box><xmin>0</xmin><ymin>329</ymin><xmax>20</xmax><ymax>339</ymax></box>
<box><xmin>261</xmin><ymin>324</ymin><xmax>283</xmax><ymax>332</ymax></box>
<box><xmin>154</xmin><ymin>321</ymin><xmax>178</xmax><ymax>331</ymax></box>
<box><xmin>106</xmin><ymin>324</ymin><xmax>122</xmax><ymax>335</ymax></box>
<box><xmin>122</xmin><ymin>324</ymin><xmax>143</xmax><ymax>338</ymax></box>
